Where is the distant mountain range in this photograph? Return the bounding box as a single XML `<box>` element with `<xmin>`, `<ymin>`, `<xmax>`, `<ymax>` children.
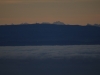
<box><xmin>0</xmin><ymin>23</ymin><xmax>100</xmax><ymax>46</ymax></box>
<box><xmin>53</xmin><ymin>21</ymin><xmax>65</xmax><ymax>25</ymax></box>
<box><xmin>38</xmin><ymin>21</ymin><xmax>65</xmax><ymax>25</ymax></box>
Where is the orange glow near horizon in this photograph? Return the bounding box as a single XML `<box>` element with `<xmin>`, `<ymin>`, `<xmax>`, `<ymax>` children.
<box><xmin>0</xmin><ymin>0</ymin><xmax>100</xmax><ymax>25</ymax></box>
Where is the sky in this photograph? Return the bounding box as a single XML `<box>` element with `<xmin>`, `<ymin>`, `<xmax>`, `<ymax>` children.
<box><xmin>0</xmin><ymin>0</ymin><xmax>100</xmax><ymax>25</ymax></box>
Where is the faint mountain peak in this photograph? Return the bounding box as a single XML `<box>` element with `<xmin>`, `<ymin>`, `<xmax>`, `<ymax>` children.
<box><xmin>53</xmin><ymin>21</ymin><xmax>65</xmax><ymax>25</ymax></box>
<box><xmin>93</xmin><ymin>24</ymin><xmax>100</xmax><ymax>27</ymax></box>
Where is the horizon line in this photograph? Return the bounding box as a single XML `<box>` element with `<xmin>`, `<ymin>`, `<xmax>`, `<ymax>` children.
<box><xmin>0</xmin><ymin>21</ymin><xmax>100</xmax><ymax>26</ymax></box>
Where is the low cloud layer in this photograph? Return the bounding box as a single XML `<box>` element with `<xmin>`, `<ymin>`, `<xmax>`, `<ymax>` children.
<box><xmin>0</xmin><ymin>45</ymin><xmax>100</xmax><ymax>75</ymax></box>
<box><xmin>0</xmin><ymin>45</ymin><xmax>100</xmax><ymax>59</ymax></box>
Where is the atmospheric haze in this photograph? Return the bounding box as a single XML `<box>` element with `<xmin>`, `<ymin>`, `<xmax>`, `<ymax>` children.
<box><xmin>0</xmin><ymin>0</ymin><xmax>100</xmax><ymax>25</ymax></box>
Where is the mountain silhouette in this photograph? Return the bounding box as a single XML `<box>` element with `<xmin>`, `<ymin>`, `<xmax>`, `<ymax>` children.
<box><xmin>0</xmin><ymin>23</ymin><xmax>100</xmax><ymax>46</ymax></box>
<box><xmin>53</xmin><ymin>21</ymin><xmax>65</xmax><ymax>25</ymax></box>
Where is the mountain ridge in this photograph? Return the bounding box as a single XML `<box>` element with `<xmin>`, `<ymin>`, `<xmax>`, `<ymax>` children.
<box><xmin>0</xmin><ymin>24</ymin><xmax>100</xmax><ymax>46</ymax></box>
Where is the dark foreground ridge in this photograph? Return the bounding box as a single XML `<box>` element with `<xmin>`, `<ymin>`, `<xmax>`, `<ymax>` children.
<box><xmin>0</xmin><ymin>24</ymin><xmax>100</xmax><ymax>46</ymax></box>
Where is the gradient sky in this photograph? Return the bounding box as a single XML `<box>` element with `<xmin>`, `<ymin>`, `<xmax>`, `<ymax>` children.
<box><xmin>0</xmin><ymin>0</ymin><xmax>100</xmax><ymax>25</ymax></box>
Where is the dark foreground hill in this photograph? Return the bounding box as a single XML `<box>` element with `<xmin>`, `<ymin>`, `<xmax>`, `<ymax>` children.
<box><xmin>0</xmin><ymin>24</ymin><xmax>100</xmax><ymax>46</ymax></box>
